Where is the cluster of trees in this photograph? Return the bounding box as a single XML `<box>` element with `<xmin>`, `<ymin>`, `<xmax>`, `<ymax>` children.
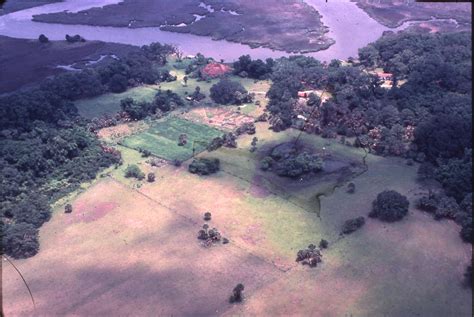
<box><xmin>232</xmin><ymin>55</ymin><xmax>274</xmax><ymax>79</ymax></box>
<box><xmin>341</xmin><ymin>217</ymin><xmax>366</xmax><ymax>234</ymax></box>
<box><xmin>264</xmin><ymin>31</ymin><xmax>472</xmax><ymax>243</ymax></box>
<box><xmin>296</xmin><ymin>244</ymin><xmax>323</xmax><ymax>267</ymax></box>
<box><xmin>188</xmin><ymin>158</ymin><xmax>220</xmax><ymax>175</ymax></box>
<box><xmin>0</xmin><ymin>42</ymin><xmax>178</xmax><ymax>258</ymax></box>
<box><xmin>119</xmin><ymin>90</ymin><xmax>184</xmax><ymax>120</ymax></box>
<box><xmin>124</xmin><ymin>164</ymin><xmax>145</xmax><ymax>180</ymax></box>
<box><xmin>260</xmin><ymin>143</ymin><xmax>323</xmax><ymax>178</ymax></box>
<box><xmin>210</xmin><ymin>78</ymin><xmax>252</xmax><ymax>105</ymax></box>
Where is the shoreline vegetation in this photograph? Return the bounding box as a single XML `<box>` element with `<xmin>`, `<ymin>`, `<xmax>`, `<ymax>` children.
<box><xmin>31</xmin><ymin>0</ymin><xmax>334</xmax><ymax>53</ymax></box>
<box><xmin>352</xmin><ymin>0</ymin><xmax>471</xmax><ymax>30</ymax></box>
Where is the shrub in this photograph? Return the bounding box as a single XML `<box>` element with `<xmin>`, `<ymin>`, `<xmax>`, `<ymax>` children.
<box><xmin>346</xmin><ymin>182</ymin><xmax>356</xmax><ymax>194</ymax></box>
<box><xmin>296</xmin><ymin>244</ymin><xmax>323</xmax><ymax>267</ymax></box>
<box><xmin>203</xmin><ymin>212</ymin><xmax>212</xmax><ymax>221</ymax></box>
<box><xmin>319</xmin><ymin>239</ymin><xmax>329</xmax><ymax>249</ymax></box>
<box><xmin>38</xmin><ymin>34</ymin><xmax>49</xmax><ymax>43</ymax></box>
<box><xmin>124</xmin><ymin>164</ymin><xmax>145</xmax><ymax>180</ymax></box>
<box><xmin>369</xmin><ymin>190</ymin><xmax>409</xmax><ymax>222</ymax></box>
<box><xmin>229</xmin><ymin>284</ymin><xmax>245</xmax><ymax>303</ymax></box>
<box><xmin>64</xmin><ymin>204</ymin><xmax>73</xmax><ymax>213</ymax></box>
<box><xmin>464</xmin><ymin>264</ymin><xmax>472</xmax><ymax>288</ymax></box>
<box><xmin>147</xmin><ymin>172</ymin><xmax>155</xmax><ymax>183</ymax></box>
<box><xmin>188</xmin><ymin>158</ymin><xmax>220</xmax><ymax>175</ymax></box>
<box><xmin>274</xmin><ymin>152</ymin><xmax>323</xmax><ymax>178</ymax></box>
<box><xmin>341</xmin><ymin>217</ymin><xmax>366</xmax><ymax>234</ymax></box>
<box><xmin>3</xmin><ymin>223</ymin><xmax>40</xmax><ymax>259</ymax></box>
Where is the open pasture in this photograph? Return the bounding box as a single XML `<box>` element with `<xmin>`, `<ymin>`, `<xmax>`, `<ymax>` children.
<box><xmin>3</xmin><ymin>122</ymin><xmax>471</xmax><ymax>316</ymax></box>
<box><xmin>121</xmin><ymin>116</ymin><xmax>223</xmax><ymax>161</ymax></box>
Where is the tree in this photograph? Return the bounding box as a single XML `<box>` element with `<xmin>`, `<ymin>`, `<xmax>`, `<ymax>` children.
<box><xmin>229</xmin><ymin>284</ymin><xmax>245</xmax><ymax>303</ymax></box>
<box><xmin>341</xmin><ymin>217</ymin><xmax>366</xmax><ymax>234</ymax></box>
<box><xmin>147</xmin><ymin>172</ymin><xmax>155</xmax><ymax>183</ymax></box>
<box><xmin>64</xmin><ymin>204</ymin><xmax>73</xmax><ymax>213</ymax></box>
<box><xmin>124</xmin><ymin>164</ymin><xmax>145</xmax><ymax>180</ymax></box>
<box><xmin>319</xmin><ymin>239</ymin><xmax>329</xmax><ymax>249</ymax></box>
<box><xmin>210</xmin><ymin>79</ymin><xmax>248</xmax><ymax>105</ymax></box>
<box><xmin>204</xmin><ymin>212</ymin><xmax>212</xmax><ymax>221</ymax></box>
<box><xmin>109</xmin><ymin>74</ymin><xmax>128</xmax><ymax>93</ymax></box>
<box><xmin>370</xmin><ymin>190</ymin><xmax>409</xmax><ymax>222</ymax></box>
<box><xmin>38</xmin><ymin>34</ymin><xmax>49</xmax><ymax>43</ymax></box>
<box><xmin>3</xmin><ymin>223</ymin><xmax>40</xmax><ymax>259</ymax></box>
<box><xmin>188</xmin><ymin>158</ymin><xmax>220</xmax><ymax>175</ymax></box>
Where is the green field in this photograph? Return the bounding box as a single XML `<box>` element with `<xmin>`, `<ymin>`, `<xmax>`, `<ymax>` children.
<box><xmin>75</xmin><ymin>86</ymin><xmax>159</xmax><ymax>119</ymax></box>
<box><xmin>122</xmin><ymin>116</ymin><xmax>223</xmax><ymax>161</ymax></box>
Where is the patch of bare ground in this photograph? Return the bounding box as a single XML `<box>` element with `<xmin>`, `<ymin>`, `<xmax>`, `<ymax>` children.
<box><xmin>180</xmin><ymin>106</ymin><xmax>255</xmax><ymax>131</ymax></box>
<box><xmin>97</xmin><ymin>121</ymin><xmax>149</xmax><ymax>142</ymax></box>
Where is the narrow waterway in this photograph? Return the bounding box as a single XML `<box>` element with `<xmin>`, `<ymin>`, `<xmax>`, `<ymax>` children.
<box><xmin>0</xmin><ymin>0</ymin><xmax>402</xmax><ymax>62</ymax></box>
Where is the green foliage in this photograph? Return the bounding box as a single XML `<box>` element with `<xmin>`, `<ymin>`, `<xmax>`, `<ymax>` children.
<box><xmin>188</xmin><ymin>158</ymin><xmax>220</xmax><ymax>175</ymax></box>
<box><xmin>341</xmin><ymin>217</ymin><xmax>366</xmax><ymax>234</ymax></box>
<box><xmin>233</xmin><ymin>55</ymin><xmax>273</xmax><ymax>79</ymax></box>
<box><xmin>210</xmin><ymin>78</ymin><xmax>249</xmax><ymax>105</ymax></box>
<box><xmin>260</xmin><ymin>144</ymin><xmax>323</xmax><ymax>178</ymax></box>
<box><xmin>124</xmin><ymin>164</ymin><xmax>145</xmax><ymax>180</ymax></box>
<box><xmin>38</xmin><ymin>34</ymin><xmax>49</xmax><ymax>43</ymax></box>
<box><xmin>229</xmin><ymin>283</ymin><xmax>245</xmax><ymax>303</ymax></box>
<box><xmin>370</xmin><ymin>190</ymin><xmax>409</xmax><ymax>222</ymax></box>
<box><xmin>2</xmin><ymin>223</ymin><xmax>40</xmax><ymax>259</ymax></box>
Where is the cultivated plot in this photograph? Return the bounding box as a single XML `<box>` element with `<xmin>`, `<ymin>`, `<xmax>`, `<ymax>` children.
<box><xmin>121</xmin><ymin>116</ymin><xmax>223</xmax><ymax>161</ymax></box>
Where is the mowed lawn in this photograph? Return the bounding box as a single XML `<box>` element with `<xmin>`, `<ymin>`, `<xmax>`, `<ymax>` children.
<box><xmin>122</xmin><ymin>116</ymin><xmax>223</xmax><ymax>161</ymax></box>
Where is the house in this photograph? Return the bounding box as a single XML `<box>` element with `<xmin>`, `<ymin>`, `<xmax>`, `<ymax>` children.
<box><xmin>375</xmin><ymin>72</ymin><xmax>393</xmax><ymax>81</ymax></box>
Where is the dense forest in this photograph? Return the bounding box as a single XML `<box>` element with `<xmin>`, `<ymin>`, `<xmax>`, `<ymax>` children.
<box><xmin>264</xmin><ymin>31</ymin><xmax>472</xmax><ymax>243</ymax></box>
<box><xmin>0</xmin><ymin>42</ymin><xmax>177</xmax><ymax>258</ymax></box>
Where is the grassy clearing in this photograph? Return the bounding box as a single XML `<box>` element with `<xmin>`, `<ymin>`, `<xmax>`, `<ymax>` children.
<box><xmin>75</xmin><ymin>86</ymin><xmax>159</xmax><ymax>119</ymax></box>
<box><xmin>121</xmin><ymin>116</ymin><xmax>223</xmax><ymax>161</ymax></box>
<box><xmin>2</xmin><ymin>178</ymin><xmax>283</xmax><ymax>316</ymax></box>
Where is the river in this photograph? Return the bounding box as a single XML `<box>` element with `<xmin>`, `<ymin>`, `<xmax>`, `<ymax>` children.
<box><xmin>0</xmin><ymin>0</ymin><xmax>403</xmax><ymax>62</ymax></box>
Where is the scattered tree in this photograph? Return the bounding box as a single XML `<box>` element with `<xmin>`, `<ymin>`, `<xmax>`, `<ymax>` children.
<box><xmin>38</xmin><ymin>34</ymin><xmax>49</xmax><ymax>43</ymax></box>
<box><xmin>124</xmin><ymin>164</ymin><xmax>145</xmax><ymax>180</ymax></box>
<box><xmin>370</xmin><ymin>190</ymin><xmax>409</xmax><ymax>222</ymax></box>
<box><xmin>147</xmin><ymin>172</ymin><xmax>155</xmax><ymax>183</ymax></box>
<box><xmin>229</xmin><ymin>284</ymin><xmax>245</xmax><ymax>303</ymax></box>
<box><xmin>64</xmin><ymin>204</ymin><xmax>73</xmax><ymax>214</ymax></box>
<box><xmin>341</xmin><ymin>217</ymin><xmax>366</xmax><ymax>234</ymax></box>
<box><xmin>188</xmin><ymin>158</ymin><xmax>220</xmax><ymax>175</ymax></box>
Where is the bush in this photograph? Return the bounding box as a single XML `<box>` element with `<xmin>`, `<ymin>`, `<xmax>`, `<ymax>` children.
<box><xmin>204</xmin><ymin>212</ymin><xmax>212</xmax><ymax>221</ymax></box>
<box><xmin>2</xmin><ymin>223</ymin><xmax>40</xmax><ymax>259</ymax></box>
<box><xmin>124</xmin><ymin>164</ymin><xmax>145</xmax><ymax>180</ymax></box>
<box><xmin>274</xmin><ymin>152</ymin><xmax>323</xmax><ymax>178</ymax></box>
<box><xmin>319</xmin><ymin>239</ymin><xmax>329</xmax><ymax>249</ymax></box>
<box><xmin>188</xmin><ymin>158</ymin><xmax>220</xmax><ymax>175</ymax></box>
<box><xmin>464</xmin><ymin>264</ymin><xmax>472</xmax><ymax>288</ymax></box>
<box><xmin>147</xmin><ymin>172</ymin><xmax>155</xmax><ymax>183</ymax></box>
<box><xmin>341</xmin><ymin>217</ymin><xmax>366</xmax><ymax>234</ymax></box>
<box><xmin>346</xmin><ymin>182</ymin><xmax>356</xmax><ymax>194</ymax></box>
<box><xmin>210</xmin><ymin>78</ymin><xmax>249</xmax><ymax>105</ymax></box>
<box><xmin>369</xmin><ymin>190</ymin><xmax>409</xmax><ymax>222</ymax></box>
<box><xmin>229</xmin><ymin>284</ymin><xmax>245</xmax><ymax>303</ymax></box>
<box><xmin>38</xmin><ymin>34</ymin><xmax>49</xmax><ymax>43</ymax></box>
<box><xmin>64</xmin><ymin>204</ymin><xmax>73</xmax><ymax>213</ymax></box>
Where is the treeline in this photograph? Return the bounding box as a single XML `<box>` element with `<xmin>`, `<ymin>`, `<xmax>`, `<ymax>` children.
<box><xmin>264</xmin><ymin>31</ymin><xmax>472</xmax><ymax>243</ymax></box>
<box><xmin>0</xmin><ymin>42</ymin><xmax>177</xmax><ymax>258</ymax></box>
